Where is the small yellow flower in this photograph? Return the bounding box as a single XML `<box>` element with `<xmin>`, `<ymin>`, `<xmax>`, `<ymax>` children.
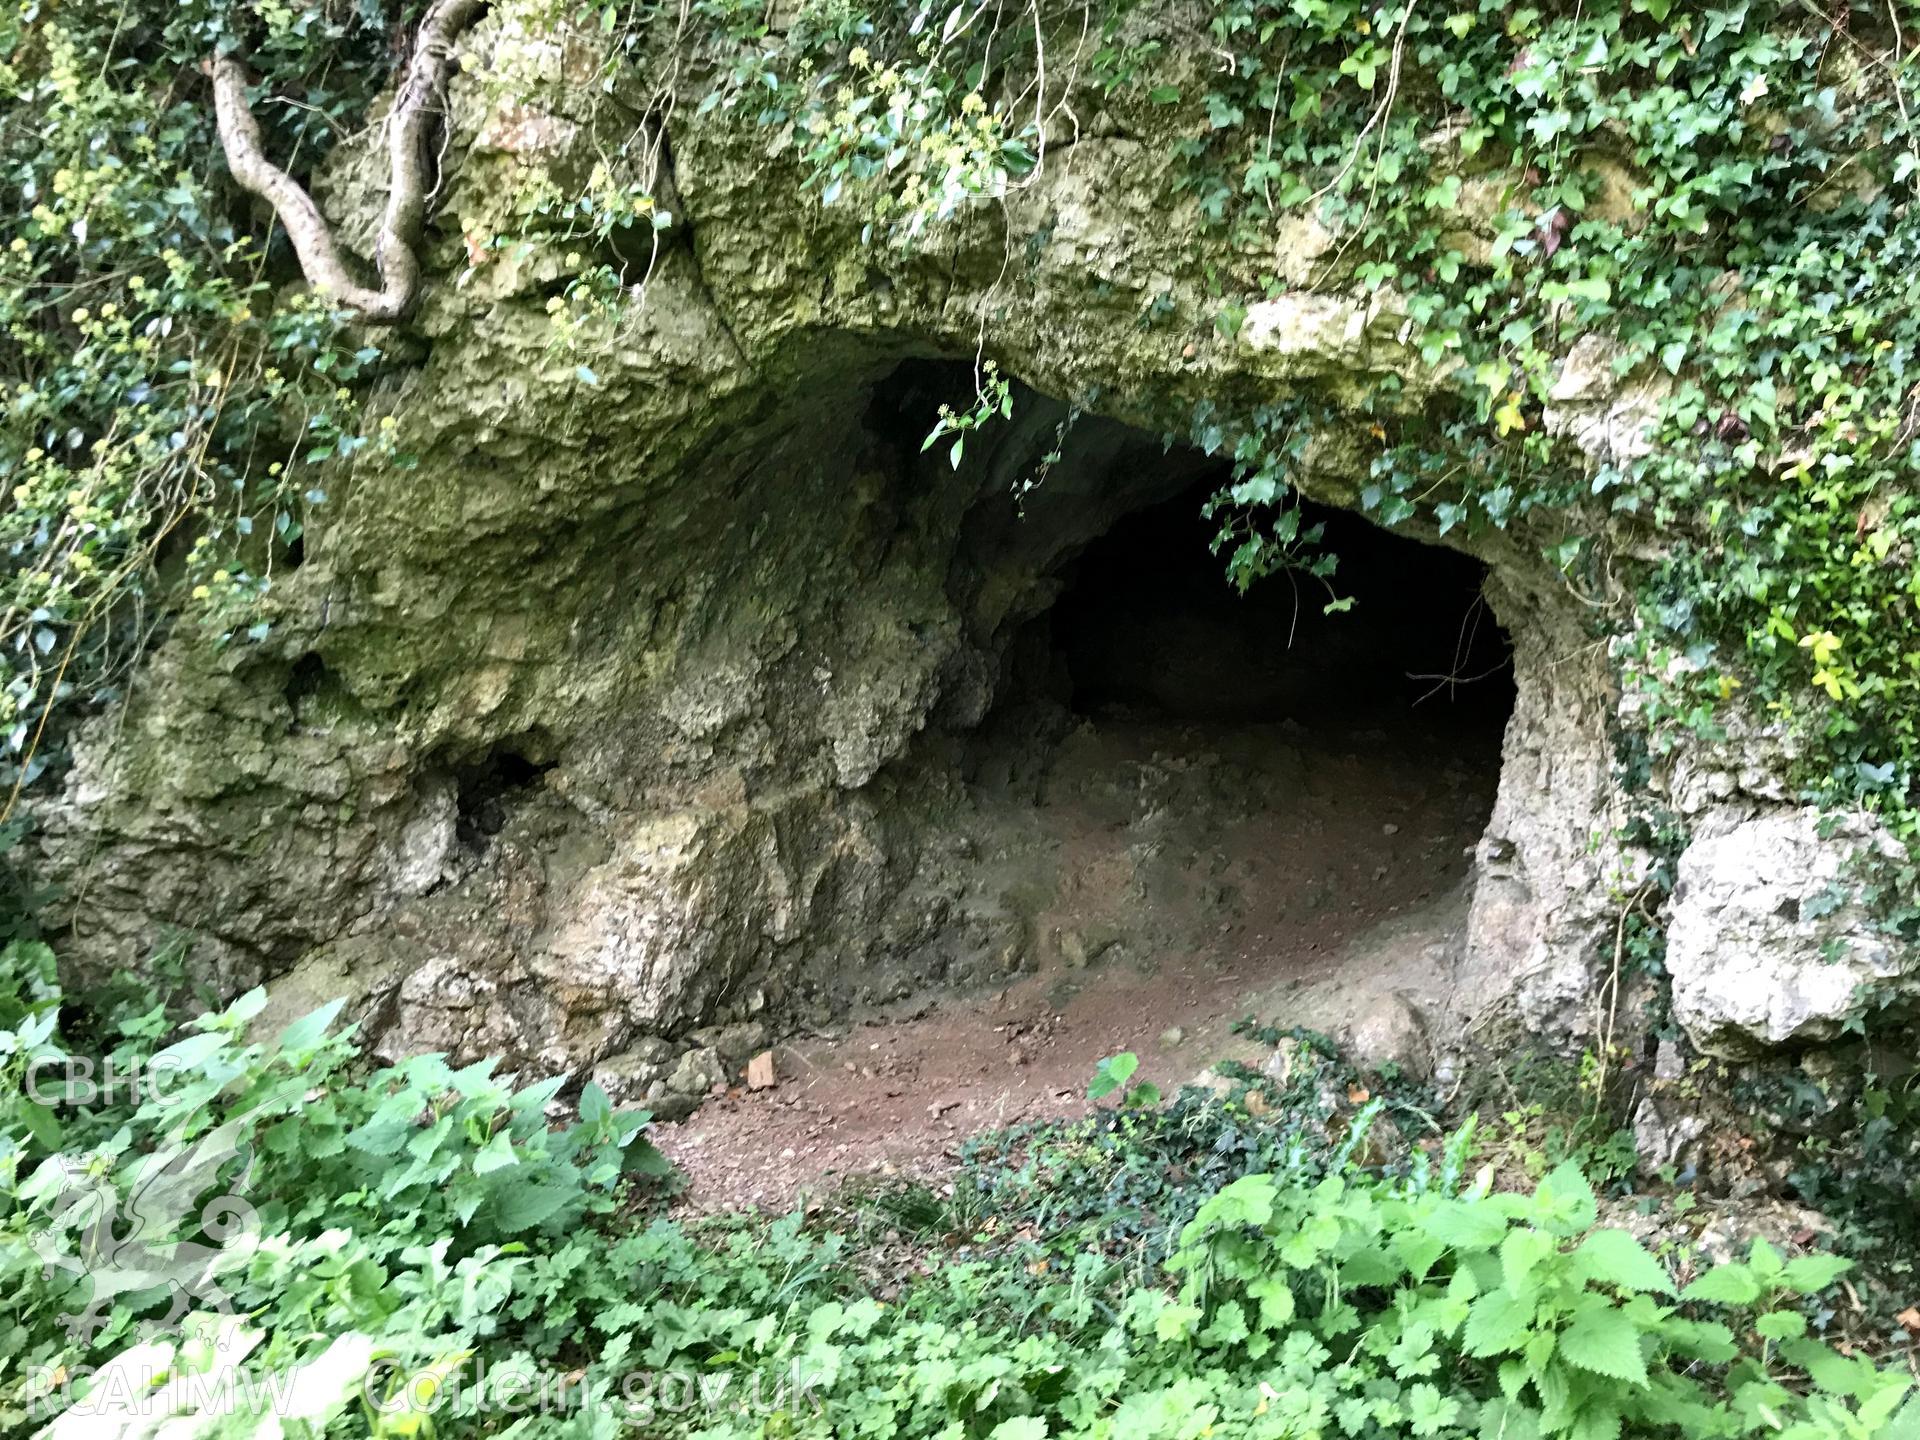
<box><xmin>212</xmin><ymin>569</ymin><xmax>230</xmax><ymax>585</ymax></box>
<box><xmin>960</xmin><ymin>91</ymin><xmax>986</xmax><ymax>116</ymax></box>
<box><xmin>848</xmin><ymin>45</ymin><xmax>870</xmax><ymax>68</ymax></box>
<box><xmin>192</xmin><ymin>584</ymin><xmax>211</xmax><ymax>600</ymax></box>
<box><xmin>70</xmin><ymin>307</ymin><xmax>89</xmax><ymax>324</ymax></box>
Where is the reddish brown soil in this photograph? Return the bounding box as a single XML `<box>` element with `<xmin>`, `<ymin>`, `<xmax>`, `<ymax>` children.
<box><xmin>656</xmin><ymin>715</ymin><xmax>1498</xmax><ymax>1213</ymax></box>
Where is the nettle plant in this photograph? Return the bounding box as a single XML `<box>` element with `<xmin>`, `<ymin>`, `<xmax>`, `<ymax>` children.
<box><xmin>3</xmin><ymin>980</ymin><xmax>667</xmax><ymax>1436</ymax></box>
<box><xmin>1155</xmin><ymin>1162</ymin><xmax>1910</xmax><ymax>1440</ymax></box>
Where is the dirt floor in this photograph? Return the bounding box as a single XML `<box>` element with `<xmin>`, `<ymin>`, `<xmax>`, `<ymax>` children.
<box><xmin>656</xmin><ymin>706</ymin><xmax>1502</xmax><ymax>1212</ymax></box>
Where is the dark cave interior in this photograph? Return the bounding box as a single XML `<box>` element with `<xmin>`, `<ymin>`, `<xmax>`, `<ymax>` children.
<box><xmin>1049</xmin><ymin>482</ymin><xmax>1515</xmax><ymax>737</ymax></box>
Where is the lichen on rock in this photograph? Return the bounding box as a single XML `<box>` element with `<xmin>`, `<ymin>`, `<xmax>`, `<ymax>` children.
<box><xmin>26</xmin><ymin>0</ymin><xmax>1917</xmax><ymax>1095</ymax></box>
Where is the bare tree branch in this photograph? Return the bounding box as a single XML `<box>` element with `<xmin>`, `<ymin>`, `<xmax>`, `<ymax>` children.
<box><xmin>205</xmin><ymin>0</ymin><xmax>487</xmax><ymax>324</ymax></box>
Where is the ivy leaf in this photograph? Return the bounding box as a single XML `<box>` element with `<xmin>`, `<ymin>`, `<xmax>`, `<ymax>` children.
<box><xmin>1559</xmin><ymin>1309</ymin><xmax>1650</xmax><ymax>1387</ymax></box>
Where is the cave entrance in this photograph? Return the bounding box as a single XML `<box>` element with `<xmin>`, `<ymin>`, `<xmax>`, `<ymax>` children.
<box><xmin>660</xmin><ymin>370</ymin><xmax>1535</xmax><ymax>1194</ymax></box>
<box><xmin>931</xmin><ymin>439</ymin><xmax>1516</xmax><ymax>1074</ymax></box>
<box><xmin>1051</xmin><ymin>482</ymin><xmax>1514</xmax><ymax>733</ymax></box>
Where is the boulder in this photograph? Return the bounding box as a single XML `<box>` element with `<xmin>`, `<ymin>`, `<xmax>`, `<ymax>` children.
<box><xmin>1667</xmin><ymin>809</ymin><xmax>1912</xmax><ymax>1054</ymax></box>
<box><xmin>1345</xmin><ymin>992</ymin><xmax>1432</xmax><ymax>1080</ymax></box>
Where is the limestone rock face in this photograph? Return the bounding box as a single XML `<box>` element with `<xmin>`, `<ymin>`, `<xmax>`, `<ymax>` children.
<box><xmin>28</xmin><ymin>0</ymin><xmax>1838</xmax><ymax>1083</ymax></box>
<box><xmin>1667</xmin><ymin>810</ymin><xmax>1913</xmax><ymax>1054</ymax></box>
<box><xmin>1542</xmin><ymin>334</ymin><xmax>1670</xmax><ymax>464</ymax></box>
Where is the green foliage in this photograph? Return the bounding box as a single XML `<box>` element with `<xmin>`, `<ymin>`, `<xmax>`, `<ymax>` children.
<box><xmin>923</xmin><ymin>360</ymin><xmax>1015</xmax><ymax>469</ymax></box>
<box><xmin>1086</xmin><ymin>1050</ymin><xmax>1161</xmax><ymax>1109</ymax></box>
<box><xmin>4</xmin><ymin>951</ymin><xmax>1912</xmax><ymax>1440</ymax></box>
<box><xmin>1453</xmin><ymin>1045</ymin><xmax>1642</xmax><ymax>1191</ymax></box>
<box><xmin>1154</xmin><ymin>1161</ymin><xmax>1904</xmax><ymax>1440</ymax></box>
<box><xmin>0</xmin><ymin>0</ymin><xmax>409</xmax><ymax>803</ymax></box>
<box><xmin>1742</xmin><ymin>1059</ymin><xmax>1920</xmax><ymax>1284</ymax></box>
<box><xmin>2</xmin><ymin>966</ymin><xmax>668</xmax><ymax>1437</ymax></box>
<box><xmin>1142</xmin><ymin>0</ymin><xmax>1919</xmax><ymax>842</ymax></box>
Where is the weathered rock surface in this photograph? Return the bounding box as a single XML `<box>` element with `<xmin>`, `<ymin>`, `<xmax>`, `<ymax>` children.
<box><xmin>28</xmin><ymin>0</ymin><xmax>1891</xmax><ymax>1086</ymax></box>
<box><xmin>1667</xmin><ymin>809</ymin><xmax>1914</xmax><ymax>1054</ymax></box>
<box><xmin>1344</xmin><ymin>992</ymin><xmax>1432</xmax><ymax>1081</ymax></box>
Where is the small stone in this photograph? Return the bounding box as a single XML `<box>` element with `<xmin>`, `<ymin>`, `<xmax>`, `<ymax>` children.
<box><xmin>1158</xmin><ymin>1025</ymin><xmax>1186</xmax><ymax>1050</ymax></box>
<box><xmin>1654</xmin><ymin>1039</ymin><xmax>1686</xmax><ymax>1082</ymax></box>
<box><xmin>666</xmin><ymin>1046</ymin><xmax>728</xmax><ymax>1097</ymax></box>
<box><xmin>747</xmin><ymin>1050</ymin><xmax>777</xmax><ymax>1090</ymax></box>
<box><xmin>1382</xmin><ymin>823</ymin><xmax>1400</xmax><ymax>835</ymax></box>
<box><xmin>1190</xmin><ymin>1067</ymin><xmax>1234</xmax><ymax>1099</ymax></box>
<box><xmin>689</xmin><ymin>1021</ymin><xmax>770</xmax><ymax>1065</ymax></box>
<box><xmin>1347</xmin><ymin>993</ymin><xmax>1431</xmax><ymax>1080</ymax></box>
<box><xmin>1262</xmin><ymin>1038</ymin><xmax>1301</xmax><ymax>1086</ymax></box>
